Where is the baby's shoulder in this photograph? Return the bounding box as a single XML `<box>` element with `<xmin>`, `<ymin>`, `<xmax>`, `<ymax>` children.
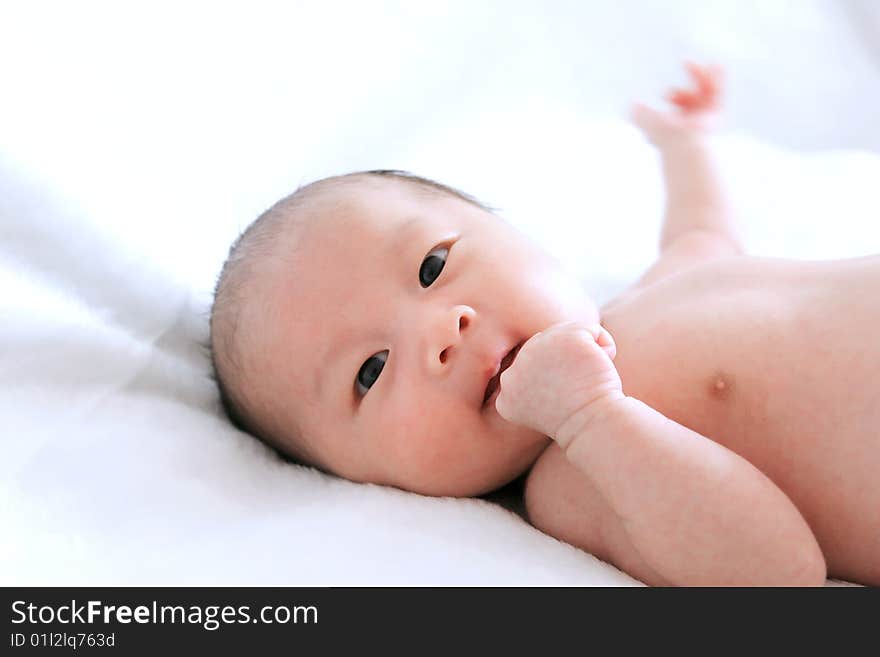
<box><xmin>602</xmin><ymin>234</ymin><xmax>748</xmax><ymax>315</ymax></box>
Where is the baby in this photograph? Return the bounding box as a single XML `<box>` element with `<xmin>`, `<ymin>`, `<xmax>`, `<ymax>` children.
<box><xmin>209</xmin><ymin>63</ymin><xmax>879</xmax><ymax>586</ymax></box>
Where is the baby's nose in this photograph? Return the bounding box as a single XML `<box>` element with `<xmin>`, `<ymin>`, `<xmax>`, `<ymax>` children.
<box><xmin>427</xmin><ymin>305</ymin><xmax>475</xmax><ymax>371</ymax></box>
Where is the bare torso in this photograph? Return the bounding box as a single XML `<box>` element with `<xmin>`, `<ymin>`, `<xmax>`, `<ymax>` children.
<box><xmin>598</xmin><ymin>254</ymin><xmax>880</xmax><ymax>582</ymax></box>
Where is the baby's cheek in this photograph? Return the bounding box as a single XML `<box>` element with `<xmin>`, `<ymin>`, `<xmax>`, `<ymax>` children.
<box><xmin>384</xmin><ymin>411</ymin><xmax>446</xmax><ymax>466</ymax></box>
<box><xmin>377</xmin><ymin>405</ymin><xmax>470</xmax><ymax>483</ymax></box>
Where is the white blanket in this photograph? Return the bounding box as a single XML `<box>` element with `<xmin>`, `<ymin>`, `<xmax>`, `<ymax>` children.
<box><xmin>2</xmin><ymin>1</ymin><xmax>877</xmax><ymax>586</ymax></box>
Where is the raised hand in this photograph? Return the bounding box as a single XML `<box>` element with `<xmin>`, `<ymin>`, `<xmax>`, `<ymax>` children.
<box><xmin>631</xmin><ymin>61</ymin><xmax>724</xmax><ymax>149</ymax></box>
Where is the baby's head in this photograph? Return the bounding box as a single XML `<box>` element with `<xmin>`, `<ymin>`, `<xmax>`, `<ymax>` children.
<box><xmin>210</xmin><ymin>170</ymin><xmax>599</xmax><ymax>496</ymax></box>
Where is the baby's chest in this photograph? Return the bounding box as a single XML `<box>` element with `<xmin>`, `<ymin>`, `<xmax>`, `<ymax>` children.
<box><xmin>607</xmin><ymin>270</ymin><xmax>880</xmax><ymax>531</ymax></box>
<box><xmin>609</xmin><ymin>282</ymin><xmax>790</xmax><ymax>444</ymax></box>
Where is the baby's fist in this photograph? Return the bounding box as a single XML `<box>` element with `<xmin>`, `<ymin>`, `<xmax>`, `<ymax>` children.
<box><xmin>494</xmin><ymin>321</ymin><xmax>624</xmax><ymax>444</ymax></box>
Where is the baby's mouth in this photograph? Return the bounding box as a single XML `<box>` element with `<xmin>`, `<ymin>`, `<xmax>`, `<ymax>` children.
<box><xmin>482</xmin><ymin>342</ymin><xmax>523</xmax><ymax>407</ymax></box>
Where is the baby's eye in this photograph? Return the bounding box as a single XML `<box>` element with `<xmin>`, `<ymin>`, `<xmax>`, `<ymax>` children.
<box><xmin>419</xmin><ymin>245</ymin><xmax>449</xmax><ymax>288</ymax></box>
<box><xmin>356</xmin><ymin>350</ymin><xmax>388</xmax><ymax>396</ymax></box>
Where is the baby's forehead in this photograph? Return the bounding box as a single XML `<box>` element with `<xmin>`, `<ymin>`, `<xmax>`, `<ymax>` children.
<box><xmin>293</xmin><ymin>184</ymin><xmax>435</xmax><ymax>257</ymax></box>
<box><xmin>313</xmin><ymin>176</ymin><xmax>421</xmax><ymax>219</ymax></box>
<box><xmin>256</xmin><ymin>190</ymin><xmax>388</xmax><ymax>338</ymax></box>
<box><xmin>262</xmin><ymin>183</ymin><xmax>424</xmax><ymax>335</ymax></box>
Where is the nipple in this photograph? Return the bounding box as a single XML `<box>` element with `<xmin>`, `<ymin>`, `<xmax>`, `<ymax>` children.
<box><xmin>708</xmin><ymin>372</ymin><xmax>733</xmax><ymax>400</ymax></box>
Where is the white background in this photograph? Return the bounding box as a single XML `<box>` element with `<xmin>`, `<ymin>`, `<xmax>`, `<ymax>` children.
<box><xmin>1</xmin><ymin>1</ymin><xmax>878</xmax><ymax>585</ymax></box>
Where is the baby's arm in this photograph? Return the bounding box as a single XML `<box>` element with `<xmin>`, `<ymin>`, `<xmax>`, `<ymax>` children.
<box><xmin>632</xmin><ymin>63</ymin><xmax>744</xmax><ymax>253</ymax></box>
<box><xmin>497</xmin><ymin>323</ymin><xmax>826</xmax><ymax>586</ymax></box>
<box><xmin>553</xmin><ymin>395</ymin><xmax>827</xmax><ymax>586</ymax></box>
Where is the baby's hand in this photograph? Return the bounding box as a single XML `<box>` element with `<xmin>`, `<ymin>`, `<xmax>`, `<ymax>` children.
<box><xmin>494</xmin><ymin>321</ymin><xmax>624</xmax><ymax>445</ymax></box>
<box><xmin>631</xmin><ymin>61</ymin><xmax>723</xmax><ymax>149</ymax></box>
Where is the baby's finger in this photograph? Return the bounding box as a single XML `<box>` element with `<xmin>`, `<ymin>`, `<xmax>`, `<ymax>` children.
<box><xmin>685</xmin><ymin>60</ymin><xmax>705</xmax><ymax>82</ymax></box>
<box><xmin>668</xmin><ymin>88</ymin><xmax>701</xmax><ymax>111</ymax></box>
<box><xmin>560</xmin><ymin>322</ymin><xmax>600</xmax><ymax>340</ymax></box>
<box><xmin>578</xmin><ymin>324</ymin><xmax>616</xmax><ymax>357</ymax></box>
<box><xmin>596</xmin><ymin>326</ymin><xmax>617</xmax><ymax>360</ymax></box>
<box><xmin>688</xmin><ymin>62</ymin><xmax>722</xmax><ymax>104</ymax></box>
